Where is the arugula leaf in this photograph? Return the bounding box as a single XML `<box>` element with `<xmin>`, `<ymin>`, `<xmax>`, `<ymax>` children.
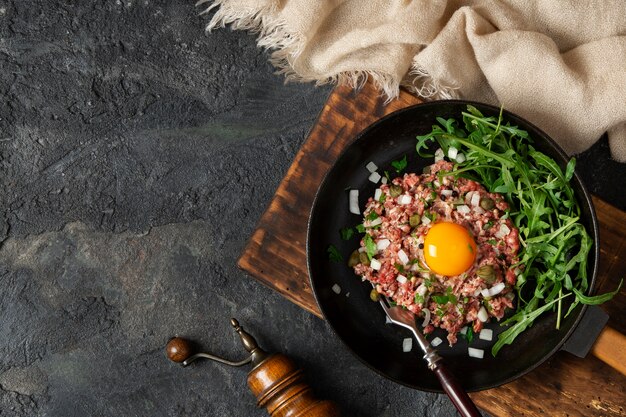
<box><xmin>565</xmin><ymin>158</ymin><xmax>576</xmax><ymax>181</ymax></box>
<box><xmin>391</xmin><ymin>155</ymin><xmax>408</xmax><ymax>173</ymax></box>
<box><xmin>492</xmin><ymin>294</ymin><xmax>570</xmax><ymax>356</ymax></box>
<box><xmin>327</xmin><ymin>245</ymin><xmax>343</xmax><ymax>262</ymax></box>
<box><xmin>573</xmin><ymin>279</ymin><xmax>623</xmax><ymax>305</ymax></box>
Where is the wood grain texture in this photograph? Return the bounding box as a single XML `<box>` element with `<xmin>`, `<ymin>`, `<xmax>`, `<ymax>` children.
<box><xmin>238</xmin><ymin>81</ymin><xmax>626</xmax><ymax>416</ymax></box>
<box><xmin>247</xmin><ymin>354</ymin><xmax>341</xmax><ymax>417</ymax></box>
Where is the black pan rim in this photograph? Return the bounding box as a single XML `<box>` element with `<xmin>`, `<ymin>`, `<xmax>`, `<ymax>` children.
<box><xmin>306</xmin><ymin>99</ymin><xmax>600</xmax><ymax>393</ymax></box>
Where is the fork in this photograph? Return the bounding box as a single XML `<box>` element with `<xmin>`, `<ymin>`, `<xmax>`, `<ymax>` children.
<box><xmin>378</xmin><ymin>295</ymin><xmax>482</xmax><ymax>417</ymax></box>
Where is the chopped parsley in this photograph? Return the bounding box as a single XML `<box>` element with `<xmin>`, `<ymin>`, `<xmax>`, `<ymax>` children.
<box><xmin>379</xmin><ymin>192</ymin><xmax>387</xmax><ymax>203</ymax></box>
<box><xmin>391</xmin><ymin>155</ymin><xmax>408</xmax><ymax>173</ymax></box>
<box><xmin>365</xmin><ymin>211</ymin><xmax>379</xmax><ymax>221</ymax></box>
<box><xmin>340</xmin><ymin>227</ymin><xmax>354</xmax><ymax>240</ymax></box>
<box><xmin>327</xmin><ymin>245</ymin><xmax>343</xmax><ymax>262</ymax></box>
<box><xmin>432</xmin><ymin>294</ymin><xmax>449</xmax><ymax>304</ymax></box>
<box><xmin>355</xmin><ymin>224</ymin><xmax>366</xmax><ymax>233</ymax></box>
<box><xmin>363</xmin><ymin>234</ymin><xmax>377</xmax><ymax>260</ymax></box>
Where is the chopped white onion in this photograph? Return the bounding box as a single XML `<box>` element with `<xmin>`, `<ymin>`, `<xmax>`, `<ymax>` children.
<box><xmin>331</xmin><ymin>284</ymin><xmax>341</xmax><ymax>294</ymax></box>
<box><xmin>374</xmin><ymin>188</ymin><xmax>382</xmax><ymax>201</ymax></box>
<box><xmin>421</xmin><ymin>215</ymin><xmax>431</xmax><ymax>225</ymax></box>
<box><xmin>349</xmin><ymin>190</ymin><xmax>360</xmax><ymax>215</ymax></box>
<box><xmin>398</xmin><ymin>195</ymin><xmax>412</xmax><ymax>205</ymax></box>
<box><xmin>397</xmin><ymin>249</ymin><xmax>409</xmax><ymax>265</ymax></box>
<box><xmin>447</xmin><ymin>146</ymin><xmax>458</xmax><ymax>160</ymax></box>
<box><xmin>422</xmin><ymin>308</ymin><xmax>431</xmax><ymax>327</ymax></box>
<box><xmin>470</xmin><ymin>192</ymin><xmax>481</xmax><ymax>207</ymax></box>
<box><xmin>473</xmin><ymin>288</ymin><xmax>482</xmax><ymax>297</ymax></box>
<box><xmin>366</xmin><ymin>161</ymin><xmax>378</xmax><ymax>173</ymax></box>
<box><xmin>480</xmin><ymin>288</ymin><xmax>491</xmax><ymax>298</ymax></box>
<box><xmin>416</xmin><ymin>284</ymin><xmax>427</xmax><ymax>297</ymax></box>
<box><xmin>479</xmin><ymin>328</ymin><xmax>493</xmax><ymax>341</ymax></box>
<box><xmin>431</xmin><ymin>337</ymin><xmax>443</xmax><ymax>347</ymax></box>
<box><xmin>381</xmin><ymin>177</ymin><xmax>388</xmax><ymax>185</ymax></box>
<box><xmin>459</xmin><ymin>326</ymin><xmax>468</xmax><ymax>336</ymax></box>
<box><xmin>495</xmin><ymin>223</ymin><xmax>511</xmax><ymax>239</ymax></box>
<box><xmin>358</xmin><ymin>247</ymin><xmax>366</xmax><ymax>253</ymax></box>
<box><xmin>473</xmin><ymin>206</ymin><xmax>485</xmax><ymax>215</ymax></box>
<box><xmin>441</xmin><ymin>189</ymin><xmax>454</xmax><ymax>197</ymax></box>
<box><xmin>434</xmin><ymin>148</ymin><xmax>445</xmax><ymax>162</ymax></box>
<box><xmin>368</xmin><ymin>171</ymin><xmax>381</xmax><ymax>184</ymax></box>
<box><xmin>433</xmin><ymin>180</ymin><xmax>441</xmax><ymax>188</ymax></box>
<box><xmin>345</xmin><ymin>292</ymin><xmax>350</xmax><ymax>298</ymax></box>
<box><xmin>468</xmin><ymin>347</ymin><xmax>484</xmax><ymax>359</ymax></box>
<box><xmin>396</xmin><ymin>274</ymin><xmax>408</xmax><ymax>284</ymax></box>
<box><xmin>402</xmin><ymin>338</ymin><xmax>413</xmax><ymax>352</ymax></box>
<box><xmin>455</xmin><ymin>153</ymin><xmax>466</xmax><ymax>163</ymax></box>
<box><xmin>376</xmin><ymin>239</ymin><xmax>391</xmax><ymax>251</ymax></box>
<box><xmin>477</xmin><ymin>306</ymin><xmax>489</xmax><ymax>322</ymax></box>
<box><xmin>369</xmin><ymin>217</ymin><xmax>382</xmax><ymax>227</ymax></box>
<box><xmin>457</xmin><ymin>205</ymin><xmax>471</xmax><ymax>215</ymax></box>
<box><xmin>370</xmin><ymin>258</ymin><xmax>382</xmax><ymax>270</ymax></box>
<box><xmin>488</xmin><ymin>282</ymin><xmax>506</xmax><ymax>296</ymax></box>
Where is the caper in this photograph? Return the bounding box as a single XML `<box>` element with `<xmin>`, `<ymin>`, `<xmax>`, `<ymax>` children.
<box><xmin>370</xmin><ymin>289</ymin><xmax>380</xmax><ymax>302</ymax></box>
<box><xmin>359</xmin><ymin>252</ymin><xmax>370</xmax><ymax>266</ymax></box>
<box><xmin>348</xmin><ymin>250</ymin><xmax>361</xmax><ymax>267</ymax></box>
<box><xmin>389</xmin><ymin>184</ymin><xmax>403</xmax><ymax>197</ymax></box>
<box><xmin>480</xmin><ymin>197</ymin><xmax>495</xmax><ymax>210</ymax></box>
<box><xmin>409</xmin><ymin>214</ymin><xmax>421</xmax><ymax>227</ymax></box>
<box><xmin>476</xmin><ymin>265</ymin><xmax>496</xmax><ymax>283</ymax></box>
<box><xmin>422</xmin><ymin>166</ymin><xmax>431</xmax><ymax>174</ymax></box>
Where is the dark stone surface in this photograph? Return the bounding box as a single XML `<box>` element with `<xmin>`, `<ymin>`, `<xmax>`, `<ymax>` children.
<box><xmin>0</xmin><ymin>1</ymin><xmax>623</xmax><ymax>417</ymax></box>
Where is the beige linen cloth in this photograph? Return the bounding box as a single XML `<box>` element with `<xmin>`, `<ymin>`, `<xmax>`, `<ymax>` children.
<box><xmin>200</xmin><ymin>0</ymin><xmax>626</xmax><ymax>161</ymax></box>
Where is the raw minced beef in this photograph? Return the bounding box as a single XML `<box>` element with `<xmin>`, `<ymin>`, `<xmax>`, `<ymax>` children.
<box><xmin>353</xmin><ymin>160</ymin><xmax>520</xmax><ymax>345</ymax></box>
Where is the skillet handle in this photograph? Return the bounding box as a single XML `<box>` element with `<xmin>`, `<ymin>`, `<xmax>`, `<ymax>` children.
<box><xmin>591</xmin><ymin>326</ymin><xmax>626</xmax><ymax>376</ymax></box>
<box><xmin>433</xmin><ymin>362</ymin><xmax>482</xmax><ymax>417</ymax></box>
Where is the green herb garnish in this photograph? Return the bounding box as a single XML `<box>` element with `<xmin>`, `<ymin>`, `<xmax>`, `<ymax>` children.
<box><xmin>365</xmin><ymin>211</ymin><xmax>379</xmax><ymax>221</ymax></box>
<box><xmin>327</xmin><ymin>245</ymin><xmax>343</xmax><ymax>262</ymax></box>
<box><xmin>391</xmin><ymin>155</ymin><xmax>408</xmax><ymax>173</ymax></box>
<box><xmin>363</xmin><ymin>234</ymin><xmax>377</xmax><ymax>260</ymax></box>
<box><xmin>340</xmin><ymin>227</ymin><xmax>354</xmax><ymax>240</ymax></box>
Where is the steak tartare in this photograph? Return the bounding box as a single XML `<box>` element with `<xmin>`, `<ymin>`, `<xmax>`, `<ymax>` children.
<box><xmin>352</xmin><ymin>160</ymin><xmax>520</xmax><ymax>345</ymax></box>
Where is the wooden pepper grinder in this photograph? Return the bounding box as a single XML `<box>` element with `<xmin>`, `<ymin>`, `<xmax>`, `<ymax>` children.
<box><xmin>166</xmin><ymin>318</ymin><xmax>341</xmax><ymax>417</ymax></box>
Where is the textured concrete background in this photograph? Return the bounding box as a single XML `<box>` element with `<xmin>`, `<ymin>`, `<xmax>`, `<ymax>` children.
<box><xmin>0</xmin><ymin>1</ymin><xmax>624</xmax><ymax>416</ymax></box>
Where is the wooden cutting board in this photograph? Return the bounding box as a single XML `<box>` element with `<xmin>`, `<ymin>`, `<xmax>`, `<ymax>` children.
<box><xmin>238</xmin><ymin>81</ymin><xmax>626</xmax><ymax>416</ymax></box>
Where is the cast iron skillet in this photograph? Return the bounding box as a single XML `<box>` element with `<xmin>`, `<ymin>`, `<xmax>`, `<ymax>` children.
<box><xmin>307</xmin><ymin>101</ymin><xmax>599</xmax><ymax>392</ymax></box>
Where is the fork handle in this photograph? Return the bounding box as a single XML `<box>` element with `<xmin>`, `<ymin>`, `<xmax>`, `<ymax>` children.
<box><xmin>433</xmin><ymin>362</ymin><xmax>482</xmax><ymax>417</ymax></box>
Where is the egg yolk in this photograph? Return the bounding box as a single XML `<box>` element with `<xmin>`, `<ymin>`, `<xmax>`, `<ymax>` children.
<box><xmin>423</xmin><ymin>222</ymin><xmax>477</xmax><ymax>276</ymax></box>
